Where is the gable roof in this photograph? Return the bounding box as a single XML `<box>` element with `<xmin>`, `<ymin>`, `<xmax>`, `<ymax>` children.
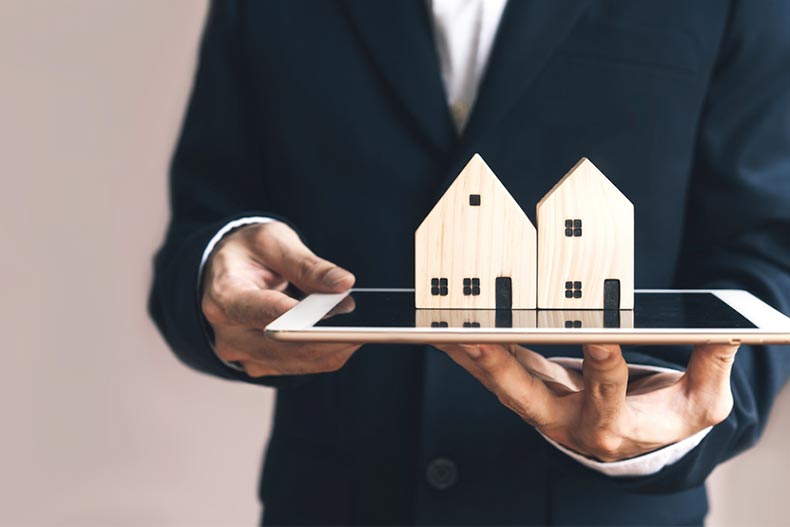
<box><xmin>537</xmin><ymin>157</ymin><xmax>632</xmax><ymax>208</ymax></box>
<box><xmin>417</xmin><ymin>153</ymin><xmax>531</xmax><ymax>232</ymax></box>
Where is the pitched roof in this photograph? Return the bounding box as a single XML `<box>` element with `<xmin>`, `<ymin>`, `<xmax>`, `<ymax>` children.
<box><xmin>537</xmin><ymin>157</ymin><xmax>632</xmax><ymax>208</ymax></box>
<box><xmin>417</xmin><ymin>153</ymin><xmax>531</xmax><ymax>232</ymax></box>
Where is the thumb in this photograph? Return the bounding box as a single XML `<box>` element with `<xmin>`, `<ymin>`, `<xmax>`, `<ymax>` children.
<box><xmin>684</xmin><ymin>344</ymin><xmax>739</xmax><ymax>396</ymax></box>
<box><xmin>681</xmin><ymin>344</ymin><xmax>739</xmax><ymax>427</ymax></box>
<box><xmin>262</xmin><ymin>227</ymin><xmax>355</xmax><ymax>294</ymax></box>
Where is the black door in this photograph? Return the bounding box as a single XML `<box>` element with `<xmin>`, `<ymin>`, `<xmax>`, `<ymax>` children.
<box><xmin>603</xmin><ymin>279</ymin><xmax>620</xmax><ymax>310</ymax></box>
<box><xmin>495</xmin><ymin>277</ymin><xmax>512</xmax><ymax>309</ymax></box>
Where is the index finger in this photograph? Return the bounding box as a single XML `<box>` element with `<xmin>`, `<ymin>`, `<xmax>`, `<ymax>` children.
<box><xmin>225</xmin><ymin>288</ymin><xmax>298</xmax><ymax>328</ymax></box>
<box><xmin>256</xmin><ymin>224</ymin><xmax>355</xmax><ymax>293</ymax></box>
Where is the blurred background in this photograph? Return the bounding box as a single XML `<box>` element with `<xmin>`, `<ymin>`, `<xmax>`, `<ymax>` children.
<box><xmin>1</xmin><ymin>1</ymin><xmax>788</xmax><ymax>525</ymax></box>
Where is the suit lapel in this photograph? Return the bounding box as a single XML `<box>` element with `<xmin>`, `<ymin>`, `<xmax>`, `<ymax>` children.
<box><xmin>459</xmin><ymin>0</ymin><xmax>593</xmax><ymax>148</ymax></box>
<box><xmin>340</xmin><ymin>0</ymin><xmax>456</xmax><ymax>152</ymax></box>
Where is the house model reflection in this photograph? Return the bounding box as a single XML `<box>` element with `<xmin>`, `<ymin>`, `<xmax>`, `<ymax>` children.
<box><xmin>415</xmin><ymin>154</ymin><xmax>634</xmax><ymax>311</ymax></box>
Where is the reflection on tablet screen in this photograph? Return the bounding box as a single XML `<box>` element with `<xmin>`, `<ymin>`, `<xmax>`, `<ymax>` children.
<box><xmin>315</xmin><ymin>292</ymin><xmax>756</xmax><ymax>330</ymax></box>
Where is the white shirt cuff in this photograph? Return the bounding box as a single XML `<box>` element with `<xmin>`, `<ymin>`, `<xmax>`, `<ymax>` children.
<box><xmin>541</xmin><ymin>357</ymin><xmax>712</xmax><ymax>477</ymax></box>
<box><xmin>199</xmin><ymin>216</ymin><xmax>276</xmax><ymax>275</ymax></box>
<box><xmin>198</xmin><ymin>216</ymin><xmax>276</xmax><ymax>372</ymax></box>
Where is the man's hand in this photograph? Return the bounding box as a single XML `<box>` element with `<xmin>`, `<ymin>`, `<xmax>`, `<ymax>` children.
<box><xmin>437</xmin><ymin>343</ymin><xmax>739</xmax><ymax>462</ymax></box>
<box><xmin>201</xmin><ymin>221</ymin><xmax>360</xmax><ymax>377</ymax></box>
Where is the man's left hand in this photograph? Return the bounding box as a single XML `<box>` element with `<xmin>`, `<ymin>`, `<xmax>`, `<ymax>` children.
<box><xmin>437</xmin><ymin>343</ymin><xmax>739</xmax><ymax>462</ymax></box>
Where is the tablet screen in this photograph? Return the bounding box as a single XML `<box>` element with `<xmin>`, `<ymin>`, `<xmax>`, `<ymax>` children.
<box><xmin>315</xmin><ymin>291</ymin><xmax>756</xmax><ymax>330</ymax></box>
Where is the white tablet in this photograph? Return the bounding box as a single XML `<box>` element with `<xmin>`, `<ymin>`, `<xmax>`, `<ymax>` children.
<box><xmin>265</xmin><ymin>288</ymin><xmax>790</xmax><ymax>345</ymax></box>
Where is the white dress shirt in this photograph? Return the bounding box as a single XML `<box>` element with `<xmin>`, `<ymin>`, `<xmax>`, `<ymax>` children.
<box><xmin>198</xmin><ymin>0</ymin><xmax>710</xmax><ymax>477</ymax></box>
<box><xmin>429</xmin><ymin>0</ymin><xmax>508</xmax><ymax>131</ymax></box>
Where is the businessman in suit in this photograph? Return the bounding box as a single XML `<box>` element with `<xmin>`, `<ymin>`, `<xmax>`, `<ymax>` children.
<box><xmin>150</xmin><ymin>1</ymin><xmax>790</xmax><ymax>524</ymax></box>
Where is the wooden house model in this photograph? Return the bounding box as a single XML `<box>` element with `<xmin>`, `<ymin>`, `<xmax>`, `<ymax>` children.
<box><xmin>414</xmin><ymin>154</ymin><xmax>537</xmax><ymax>309</ymax></box>
<box><xmin>536</xmin><ymin>157</ymin><xmax>634</xmax><ymax>309</ymax></box>
<box><xmin>415</xmin><ymin>154</ymin><xmax>634</xmax><ymax>313</ymax></box>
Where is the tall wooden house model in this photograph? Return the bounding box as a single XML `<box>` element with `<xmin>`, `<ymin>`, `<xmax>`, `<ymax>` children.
<box><xmin>415</xmin><ymin>155</ymin><xmax>634</xmax><ymax>312</ymax></box>
<box><xmin>414</xmin><ymin>155</ymin><xmax>537</xmax><ymax>309</ymax></box>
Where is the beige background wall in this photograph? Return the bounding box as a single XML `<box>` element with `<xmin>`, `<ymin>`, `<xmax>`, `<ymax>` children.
<box><xmin>0</xmin><ymin>1</ymin><xmax>787</xmax><ymax>525</ymax></box>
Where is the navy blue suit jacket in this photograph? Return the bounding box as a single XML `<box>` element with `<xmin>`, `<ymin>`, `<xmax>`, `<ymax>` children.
<box><xmin>149</xmin><ymin>1</ymin><xmax>790</xmax><ymax>524</ymax></box>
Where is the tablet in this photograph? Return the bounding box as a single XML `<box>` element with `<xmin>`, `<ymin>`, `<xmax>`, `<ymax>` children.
<box><xmin>265</xmin><ymin>289</ymin><xmax>790</xmax><ymax>345</ymax></box>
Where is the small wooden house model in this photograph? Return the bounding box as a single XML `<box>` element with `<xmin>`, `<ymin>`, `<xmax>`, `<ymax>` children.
<box><xmin>536</xmin><ymin>158</ymin><xmax>634</xmax><ymax>309</ymax></box>
<box><xmin>415</xmin><ymin>154</ymin><xmax>537</xmax><ymax>309</ymax></box>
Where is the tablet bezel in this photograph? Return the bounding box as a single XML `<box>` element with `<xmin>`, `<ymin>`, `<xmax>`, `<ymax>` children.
<box><xmin>265</xmin><ymin>288</ymin><xmax>790</xmax><ymax>345</ymax></box>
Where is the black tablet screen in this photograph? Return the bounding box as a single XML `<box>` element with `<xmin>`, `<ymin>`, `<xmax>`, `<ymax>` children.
<box><xmin>315</xmin><ymin>291</ymin><xmax>755</xmax><ymax>330</ymax></box>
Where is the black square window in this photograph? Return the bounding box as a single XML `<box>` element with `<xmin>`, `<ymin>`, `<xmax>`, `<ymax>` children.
<box><xmin>469</xmin><ymin>194</ymin><xmax>481</xmax><ymax>206</ymax></box>
<box><xmin>463</xmin><ymin>277</ymin><xmax>480</xmax><ymax>296</ymax></box>
<box><xmin>564</xmin><ymin>218</ymin><xmax>583</xmax><ymax>237</ymax></box>
<box><xmin>463</xmin><ymin>321</ymin><xmax>481</xmax><ymax>328</ymax></box>
<box><xmin>564</xmin><ymin>320</ymin><xmax>582</xmax><ymax>328</ymax></box>
<box><xmin>431</xmin><ymin>277</ymin><xmax>448</xmax><ymax>296</ymax></box>
<box><xmin>565</xmin><ymin>281</ymin><xmax>582</xmax><ymax>299</ymax></box>
<box><xmin>431</xmin><ymin>321</ymin><xmax>449</xmax><ymax>327</ymax></box>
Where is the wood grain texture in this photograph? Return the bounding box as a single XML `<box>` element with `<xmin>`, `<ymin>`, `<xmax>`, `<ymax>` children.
<box><xmin>537</xmin><ymin>158</ymin><xmax>634</xmax><ymax>309</ymax></box>
<box><xmin>415</xmin><ymin>154</ymin><xmax>537</xmax><ymax>308</ymax></box>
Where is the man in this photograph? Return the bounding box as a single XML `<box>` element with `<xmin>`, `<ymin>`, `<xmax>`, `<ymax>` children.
<box><xmin>150</xmin><ymin>1</ymin><xmax>790</xmax><ymax>524</ymax></box>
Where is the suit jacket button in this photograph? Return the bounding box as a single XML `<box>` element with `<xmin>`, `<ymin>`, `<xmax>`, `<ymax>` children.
<box><xmin>426</xmin><ymin>457</ymin><xmax>458</xmax><ymax>490</ymax></box>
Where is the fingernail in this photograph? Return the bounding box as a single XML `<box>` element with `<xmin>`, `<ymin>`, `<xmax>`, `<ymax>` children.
<box><xmin>587</xmin><ymin>345</ymin><xmax>611</xmax><ymax>361</ymax></box>
<box><xmin>323</xmin><ymin>267</ymin><xmax>350</xmax><ymax>287</ymax></box>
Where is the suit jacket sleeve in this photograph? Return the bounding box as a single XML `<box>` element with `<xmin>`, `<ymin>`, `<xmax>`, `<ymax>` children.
<box><xmin>148</xmin><ymin>1</ymin><xmax>307</xmax><ymax>388</ymax></box>
<box><xmin>600</xmin><ymin>0</ymin><xmax>790</xmax><ymax>493</ymax></box>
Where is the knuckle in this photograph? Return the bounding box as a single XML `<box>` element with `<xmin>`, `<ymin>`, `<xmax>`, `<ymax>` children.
<box><xmin>582</xmin><ymin>430</ymin><xmax>623</xmax><ymax>461</ymax></box>
<box><xmin>250</xmin><ymin>222</ymin><xmax>296</xmax><ymax>262</ymax></box>
<box><xmin>592</xmin><ymin>382</ymin><xmax>621</xmax><ymax>401</ymax></box>
<box><xmin>473</xmin><ymin>346</ymin><xmax>505</xmax><ymax>371</ymax></box>
<box><xmin>223</xmin><ymin>298</ymin><xmax>247</xmax><ymax>323</ymax></box>
<box><xmin>254</xmin><ymin>222</ymin><xmax>283</xmax><ymax>249</ymax></box>
<box><xmin>297</xmin><ymin>254</ymin><xmax>322</xmax><ymax>281</ymax></box>
<box><xmin>260</xmin><ymin>220</ymin><xmax>291</xmax><ymax>238</ymax></box>
<box><xmin>711</xmin><ymin>353</ymin><xmax>737</xmax><ymax>373</ymax></box>
<box><xmin>201</xmin><ymin>295</ymin><xmax>226</xmax><ymax>324</ymax></box>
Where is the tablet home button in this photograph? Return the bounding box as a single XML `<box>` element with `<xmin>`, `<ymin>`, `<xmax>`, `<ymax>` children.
<box><xmin>426</xmin><ymin>457</ymin><xmax>458</xmax><ymax>490</ymax></box>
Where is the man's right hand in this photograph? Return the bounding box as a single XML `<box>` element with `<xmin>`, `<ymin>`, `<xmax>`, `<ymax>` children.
<box><xmin>201</xmin><ymin>221</ymin><xmax>360</xmax><ymax>377</ymax></box>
